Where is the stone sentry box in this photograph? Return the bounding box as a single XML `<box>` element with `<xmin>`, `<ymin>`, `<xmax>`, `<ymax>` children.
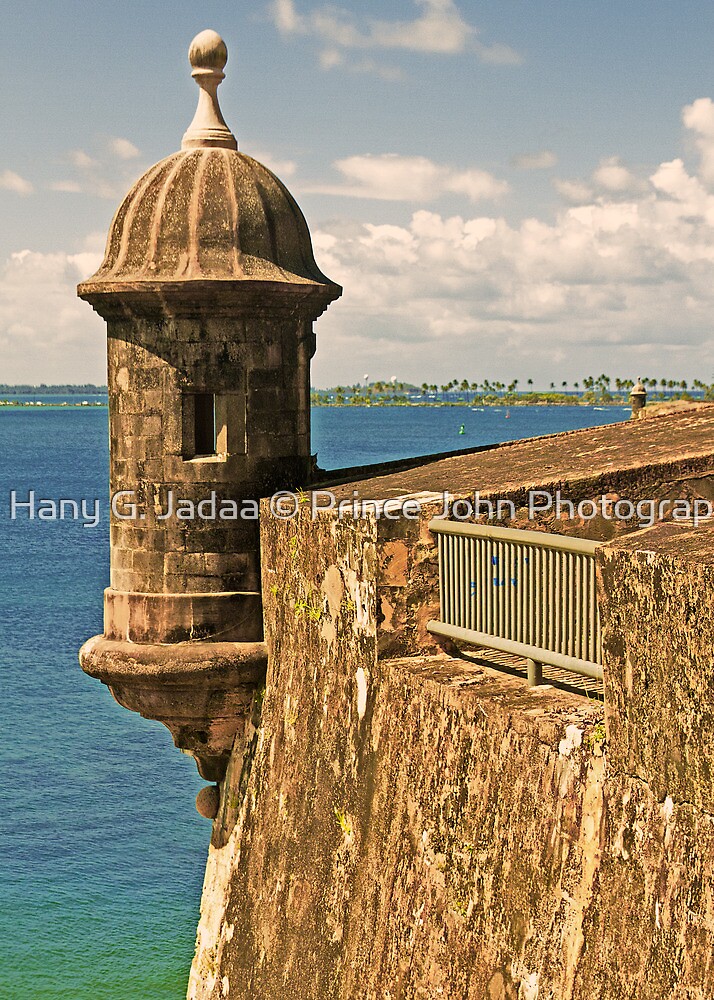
<box><xmin>78</xmin><ymin>30</ymin><xmax>340</xmax><ymax>781</ymax></box>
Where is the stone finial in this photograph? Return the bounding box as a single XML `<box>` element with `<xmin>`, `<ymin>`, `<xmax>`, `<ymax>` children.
<box><xmin>182</xmin><ymin>30</ymin><xmax>238</xmax><ymax>151</ymax></box>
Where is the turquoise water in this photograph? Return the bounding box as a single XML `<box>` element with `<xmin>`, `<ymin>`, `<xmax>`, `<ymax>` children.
<box><xmin>0</xmin><ymin>403</ymin><xmax>629</xmax><ymax>999</ymax></box>
<box><xmin>0</xmin><ymin>407</ymin><xmax>206</xmax><ymax>1000</ymax></box>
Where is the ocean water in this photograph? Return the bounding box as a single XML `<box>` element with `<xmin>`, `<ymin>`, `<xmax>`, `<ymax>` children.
<box><xmin>0</xmin><ymin>407</ymin><xmax>206</xmax><ymax>1000</ymax></box>
<box><xmin>311</xmin><ymin>403</ymin><xmax>630</xmax><ymax>469</ymax></box>
<box><xmin>0</xmin><ymin>403</ymin><xmax>629</xmax><ymax>999</ymax></box>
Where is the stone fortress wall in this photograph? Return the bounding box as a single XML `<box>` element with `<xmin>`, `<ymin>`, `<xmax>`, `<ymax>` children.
<box><xmin>187</xmin><ymin>407</ymin><xmax>714</xmax><ymax>1000</ymax></box>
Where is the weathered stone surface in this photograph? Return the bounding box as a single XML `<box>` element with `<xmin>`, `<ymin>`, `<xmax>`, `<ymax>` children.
<box><xmin>78</xmin><ymin>148</ymin><xmax>339</xmax><ymax>290</ymax></box>
<box><xmin>197</xmin><ymin>785</ymin><xmax>222</xmax><ymax>820</ymax></box>
<box><xmin>599</xmin><ymin>519</ymin><xmax>714</xmax><ymax>812</ymax></box>
<box><xmin>77</xmin><ymin>33</ymin><xmax>340</xmax><ymax>781</ymax></box>
<box><xmin>80</xmin><ymin>637</ymin><xmax>267</xmax><ymax>781</ymax></box>
<box><xmin>187</xmin><ymin>494</ymin><xmax>714</xmax><ymax>999</ymax></box>
<box><xmin>80</xmin><ymin>294</ymin><xmax>325</xmax><ymax>776</ymax></box>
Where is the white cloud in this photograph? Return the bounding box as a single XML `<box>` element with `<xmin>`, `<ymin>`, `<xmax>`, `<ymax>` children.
<box><xmin>69</xmin><ymin>149</ymin><xmax>99</xmax><ymax>170</ymax></box>
<box><xmin>310</xmin><ymin>108</ymin><xmax>714</xmax><ymax>384</ymax></box>
<box><xmin>54</xmin><ymin>142</ymin><xmax>147</xmax><ymax>200</ymax></box>
<box><xmin>81</xmin><ymin>231</ymin><xmax>109</xmax><ymax>254</ymax></box>
<box><xmin>246</xmin><ymin>147</ymin><xmax>298</xmax><ymax>178</ymax></box>
<box><xmin>554</xmin><ymin>156</ymin><xmax>647</xmax><ymax>205</ymax></box>
<box><xmin>319</xmin><ymin>47</ymin><xmax>343</xmax><ymax>70</ymax></box>
<box><xmin>682</xmin><ymin>97</ymin><xmax>714</xmax><ymax>185</ymax></box>
<box><xmin>473</xmin><ymin>41</ymin><xmax>523</xmax><ymax>67</ymax></box>
<box><xmin>592</xmin><ymin>156</ymin><xmax>646</xmax><ymax>194</ymax></box>
<box><xmin>307</xmin><ymin>153</ymin><xmax>508</xmax><ymax>202</ymax></box>
<box><xmin>269</xmin><ymin>0</ymin><xmax>521</xmax><ymax>75</ymax></box>
<box><xmin>553</xmin><ymin>178</ymin><xmax>594</xmax><ymax>205</ymax></box>
<box><xmin>109</xmin><ymin>137</ymin><xmax>140</xmax><ymax>160</ymax></box>
<box><xmin>0</xmin><ymin>248</ymin><xmax>105</xmax><ymax>382</ymax></box>
<box><xmin>0</xmin><ymin>170</ymin><xmax>33</xmax><ymax>196</ymax></box>
<box><xmin>273</xmin><ymin>0</ymin><xmax>302</xmax><ymax>33</ymax></box>
<box><xmin>49</xmin><ymin>180</ymin><xmax>83</xmax><ymax>194</ymax></box>
<box><xmin>354</xmin><ymin>0</ymin><xmax>477</xmax><ymax>54</ymax></box>
<box><xmin>513</xmin><ymin>150</ymin><xmax>557</xmax><ymax>170</ymax></box>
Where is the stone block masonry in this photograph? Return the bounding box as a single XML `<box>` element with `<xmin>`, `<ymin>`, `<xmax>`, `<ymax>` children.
<box><xmin>77</xmin><ymin>29</ymin><xmax>340</xmax><ymax>781</ymax></box>
<box><xmin>188</xmin><ymin>427</ymin><xmax>714</xmax><ymax>997</ymax></box>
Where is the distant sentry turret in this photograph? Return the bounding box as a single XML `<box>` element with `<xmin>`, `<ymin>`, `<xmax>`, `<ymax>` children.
<box><xmin>629</xmin><ymin>378</ymin><xmax>647</xmax><ymax>418</ymax></box>
<box><xmin>78</xmin><ymin>30</ymin><xmax>341</xmax><ymax>784</ymax></box>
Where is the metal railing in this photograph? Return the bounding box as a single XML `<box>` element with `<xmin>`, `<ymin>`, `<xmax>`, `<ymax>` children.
<box><xmin>427</xmin><ymin>519</ymin><xmax>602</xmax><ymax>685</ymax></box>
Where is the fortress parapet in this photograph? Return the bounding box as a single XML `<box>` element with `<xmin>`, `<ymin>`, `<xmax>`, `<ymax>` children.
<box><xmin>78</xmin><ymin>30</ymin><xmax>341</xmax><ymax>780</ymax></box>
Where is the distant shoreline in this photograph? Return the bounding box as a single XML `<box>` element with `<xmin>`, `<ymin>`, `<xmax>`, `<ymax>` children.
<box><xmin>311</xmin><ymin>398</ymin><xmax>631</xmax><ymax>408</ymax></box>
<box><xmin>0</xmin><ymin>399</ymin><xmax>107</xmax><ymax>408</ymax></box>
<box><xmin>1</xmin><ymin>397</ymin><xmax>704</xmax><ymax>410</ymax></box>
<box><xmin>1</xmin><ymin>385</ymin><xmax>705</xmax><ymax>411</ymax></box>
<box><xmin>0</xmin><ymin>397</ymin><xmax>630</xmax><ymax>409</ymax></box>
<box><xmin>0</xmin><ymin>386</ymin><xmax>107</xmax><ymax>396</ymax></box>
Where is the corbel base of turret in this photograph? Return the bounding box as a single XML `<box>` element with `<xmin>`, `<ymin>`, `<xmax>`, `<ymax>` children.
<box><xmin>79</xmin><ymin>636</ymin><xmax>267</xmax><ymax>781</ymax></box>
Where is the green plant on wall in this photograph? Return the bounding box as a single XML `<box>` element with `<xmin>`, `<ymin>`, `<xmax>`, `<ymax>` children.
<box><xmin>588</xmin><ymin>721</ymin><xmax>606</xmax><ymax>749</ymax></box>
<box><xmin>452</xmin><ymin>897</ymin><xmax>470</xmax><ymax>919</ymax></box>
<box><xmin>294</xmin><ymin>596</ymin><xmax>323</xmax><ymax>622</ymax></box>
<box><xmin>334</xmin><ymin>806</ymin><xmax>352</xmax><ymax>838</ymax></box>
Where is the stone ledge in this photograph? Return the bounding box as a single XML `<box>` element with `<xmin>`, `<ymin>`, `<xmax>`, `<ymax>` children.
<box><xmin>386</xmin><ymin>654</ymin><xmax>604</xmax><ymax>748</ymax></box>
<box><xmin>79</xmin><ymin>635</ymin><xmax>267</xmax><ymax>679</ymax></box>
<box><xmin>80</xmin><ymin>636</ymin><xmax>267</xmax><ymax>781</ymax></box>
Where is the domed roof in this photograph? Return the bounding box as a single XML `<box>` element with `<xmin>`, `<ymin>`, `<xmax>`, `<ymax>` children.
<box><xmin>78</xmin><ymin>30</ymin><xmax>340</xmax><ymax>301</ymax></box>
<box><xmin>82</xmin><ymin>147</ymin><xmax>335</xmax><ymax>287</ymax></box>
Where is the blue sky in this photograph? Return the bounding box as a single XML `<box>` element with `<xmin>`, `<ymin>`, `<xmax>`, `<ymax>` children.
<box><xmin>3</xmin><ymin>0</ymin><xmax>714</xmax><ymax>386</ymax></box>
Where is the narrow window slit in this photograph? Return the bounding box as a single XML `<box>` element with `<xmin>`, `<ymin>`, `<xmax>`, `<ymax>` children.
<box><xmin>194</xmin><ymin>393</ymin><xmax>216</xmax><ymax>455</ymax></box>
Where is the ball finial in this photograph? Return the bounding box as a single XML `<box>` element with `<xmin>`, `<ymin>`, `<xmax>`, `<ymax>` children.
<box><xmin>182</xmin><ymin>29</ymin><xmax>237</xmax><ymax>151</ymax></box>
<box><xmin>195</xmin><ymin>784</ymin><xmax>221</xmax><ymax>820</ymax></box>
<box><xmin>188</xmin><ymin>29</ymin><xmax>228</xmax><ymax>73</ymax></box>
